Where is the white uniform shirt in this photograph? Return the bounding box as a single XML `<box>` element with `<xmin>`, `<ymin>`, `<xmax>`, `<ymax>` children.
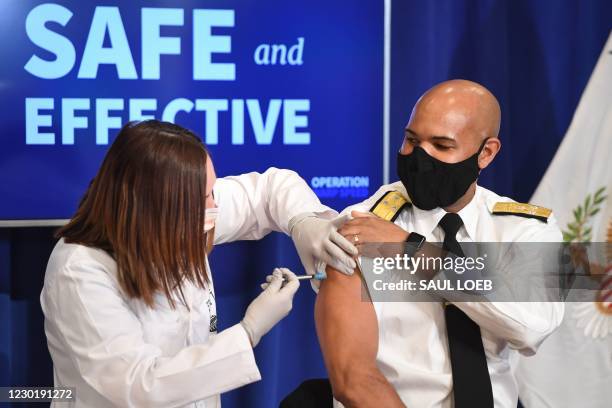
<box><xmin>41</xmin><ymin>168</ymin><xmax>335</xmax><ymax>408</ymax></box>
<box><xmin>334</xmin><ymin>182</ymin><xmax>565</xmax><ymax>408</ymax></box>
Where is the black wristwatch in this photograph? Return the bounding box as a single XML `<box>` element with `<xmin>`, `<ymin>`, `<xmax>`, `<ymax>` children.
<box><xmin>405</xmin><ymin>232</ymin><xmax>426</xmax><ymax>256</ymax></box>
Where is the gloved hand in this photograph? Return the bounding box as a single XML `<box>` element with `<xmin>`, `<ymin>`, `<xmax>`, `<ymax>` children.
<box><xmin>289</xmin><ymin>213</ymin><xmax>358</xmax><ymax>276</ymax></box>
<box><xmin>241</xmin><ymin>268</ymin><xmax>300</xmax><ymax>347</ymax></box>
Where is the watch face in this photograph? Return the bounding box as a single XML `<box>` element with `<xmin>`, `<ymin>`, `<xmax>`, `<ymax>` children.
<box><xmin>406</xmin><ymin>232</ymin><xmax>426</xmax><ymax>249</ymax></box>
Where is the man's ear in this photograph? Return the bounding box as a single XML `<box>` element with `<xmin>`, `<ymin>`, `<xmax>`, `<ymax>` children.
<box><xmin>478</xmin><ymin>137</ymin><xmax>501</xmax><ymax>170</ymax></box>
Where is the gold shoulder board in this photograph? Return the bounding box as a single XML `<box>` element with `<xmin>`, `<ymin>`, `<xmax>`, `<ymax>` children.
<box><xmin>491</xmin><ymin>202</ymin><xmax>552</xmax><ymax>223</ymax></box>
<box><xmin>369</xmin><ymin>191</ymin><xmax>411</xmax><ymax>222</ymax></box>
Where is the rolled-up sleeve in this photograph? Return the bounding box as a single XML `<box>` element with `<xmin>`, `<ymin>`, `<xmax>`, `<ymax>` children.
<box><xmin>452</xmin><ymin>213</ymin><xmax>566</xmax><ymax>355</ymax></box>
<box><xmin>213</xmin><ymin>167</ymin><xmax>336</xmax><ymax>244</ymax></box>
<box><xmin>453</xmin><ymin>301</ymin><xmax>564</xmax><ymax>355</ymax></box>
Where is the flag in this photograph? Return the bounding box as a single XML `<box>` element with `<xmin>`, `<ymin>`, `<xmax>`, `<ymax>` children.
<box><xmin>515</xmin><ymin>31</ymin><xmax>612</xmax><ymax>408</ymax></box>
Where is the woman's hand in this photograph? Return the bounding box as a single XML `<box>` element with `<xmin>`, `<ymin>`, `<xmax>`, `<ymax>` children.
<box><xmin>240</xmin><ymin>268</ymin><xmax>299</xmax><ymax>347</ymax></box>
<box><xmin>290</xmin><ymin>213</ymin><xmax>358</xmax><ymax>276</ymax></box>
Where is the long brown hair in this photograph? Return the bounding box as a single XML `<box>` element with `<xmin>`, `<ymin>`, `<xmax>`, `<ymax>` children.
<box><xmin>57</xmin><ymin>120</ymin><xmax>210</xmax><ymax>308</ymax></box>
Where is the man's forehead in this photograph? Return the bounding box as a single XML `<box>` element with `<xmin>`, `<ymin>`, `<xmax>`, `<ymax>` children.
<box><xmin>408</xmin><ymin>100</ymin><xmax>488</xmax><ymax>141</ymax></box>
<box><xmin>407</xmin><ymin>80</ymin><xmax>501</xmax><ymax>141</ymax></box>
<box><xmin>407</xmin><ymin>112</ymin><xmax>473</xmax><ymax>136</ymax></box>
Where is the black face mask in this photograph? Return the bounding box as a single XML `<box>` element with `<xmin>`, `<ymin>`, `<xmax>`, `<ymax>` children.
<box><xmin>396</xmin><ymin>139</ymin><xmax>488</xmax><ymax>210</ymax></box>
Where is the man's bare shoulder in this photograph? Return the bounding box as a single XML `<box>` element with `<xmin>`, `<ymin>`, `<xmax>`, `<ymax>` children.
<box><xmin>319</xmin><ymin>265</ymin><xmax>363</xmax><ymax>295</ymax></box>
<box><xmin>317</xmin><ymin>265</ymin><xmax>373</xmax><ymax>318</ymax></box>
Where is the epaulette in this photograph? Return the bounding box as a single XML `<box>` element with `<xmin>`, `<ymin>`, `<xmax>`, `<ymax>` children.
<box><xmin>369</xmin><ymin>191</ymin><xmax>412</xmax><ymax>222</ymax></box>
<box><xmin>490</xmin><ymin>202</ymin><xmax>552</xmax><ymax>223</ymax></box>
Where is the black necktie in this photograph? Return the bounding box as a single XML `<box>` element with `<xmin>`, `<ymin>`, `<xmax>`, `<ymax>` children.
<box><xmin>438</xmin><ymin>213</ymin><xmax>494</xmax><ymax>408</ymax></box>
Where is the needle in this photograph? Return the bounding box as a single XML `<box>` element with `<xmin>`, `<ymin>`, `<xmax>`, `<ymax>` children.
<box><xmin>282</xmin><ymin>271</ymin><xmax>326</xmax><ymax>283</ymax></box>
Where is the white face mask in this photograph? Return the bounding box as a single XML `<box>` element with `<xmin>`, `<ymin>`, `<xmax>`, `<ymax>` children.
<box><xmin>204</xmin><ymin>207</ymin><xmax>219</xmax><ymax>233</ymax></box>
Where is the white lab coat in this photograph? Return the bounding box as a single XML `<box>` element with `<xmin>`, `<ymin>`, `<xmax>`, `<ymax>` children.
<box><xmin>41</xmin><ymin>168</ymin><xmax>335</xmax><ymax>408</ymax></box>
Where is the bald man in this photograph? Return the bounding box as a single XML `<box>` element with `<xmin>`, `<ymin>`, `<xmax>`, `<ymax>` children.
<box><xmin>315</xmin><ymin>80</ymin><xmax>564</xmax><ymax>408</ymax></box>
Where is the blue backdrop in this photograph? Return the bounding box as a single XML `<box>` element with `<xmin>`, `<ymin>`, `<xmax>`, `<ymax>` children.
<box><xmin>0</xmin><ymin>0</ymin><xmax>383</xmax><ymax>219</ymax></box>
<box><xmin>1</xmin><ymin>1</ymin><xmax>611</xmax><ymax>407</ymax></box>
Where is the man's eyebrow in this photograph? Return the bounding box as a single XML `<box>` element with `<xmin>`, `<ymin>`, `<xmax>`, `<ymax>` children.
<box><xmin>431</xmin><ymin>135</ymin><xmax>456</xmax><ymax>143</ymax></box>
<box><xmin>404</xmin><ymin>129</ymin><xmax>456</xmax><ymax>143</ymax></box>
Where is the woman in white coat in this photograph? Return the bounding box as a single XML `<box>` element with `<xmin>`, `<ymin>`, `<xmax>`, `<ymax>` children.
<box><xmin>40</xmin><ymin>120</ymin><xmax>356</xmax><ymax>407</ymax></box>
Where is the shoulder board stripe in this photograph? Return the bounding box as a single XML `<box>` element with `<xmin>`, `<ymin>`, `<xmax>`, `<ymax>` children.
<box><xmin>491</xmin><ymin>202</ymin><xmax>552</xmax><ymax>223</ymax></box>
<box><xmin>369</xmin><ymin>191</ymin><xmax>411</xmax><ymax>222</ymax></box>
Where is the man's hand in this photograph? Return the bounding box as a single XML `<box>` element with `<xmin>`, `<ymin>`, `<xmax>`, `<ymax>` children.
<box><xmin>289</xmin><ymin>213</ymin><xmax>358</xmax><ymax>276</ymax></box>
<box><xmin>339</xmin><ymin>211</ymin><xmax>410</xmax><ymax>246</ymax></box>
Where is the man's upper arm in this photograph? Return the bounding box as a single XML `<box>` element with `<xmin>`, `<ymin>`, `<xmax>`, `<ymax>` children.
<box><xmin>315</xmin><ymin>265</ymin><xmax>379</xmax><ymax>392</ymax></box>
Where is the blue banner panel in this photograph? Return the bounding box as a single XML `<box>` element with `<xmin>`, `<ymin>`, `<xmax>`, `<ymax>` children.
<box><xmin>0</xmin><ymin>0</ymin><xmax>384</xmax><ymax>220</ymax></box>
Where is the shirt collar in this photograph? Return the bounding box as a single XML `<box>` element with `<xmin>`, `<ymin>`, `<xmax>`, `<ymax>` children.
<box><xmin>456</xmin><ymin>185</ymin><xmax>480</xmax><ymax>240</ymax></box>
<box><xmin>410</xmin><ymin>185</ymin><xmax>480</xmax><ymax>241</ymax></box>
<box><xmin>411</xmin><ymin>204</ymin><xmax>447</xmax><ymax>238</ymax></box>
